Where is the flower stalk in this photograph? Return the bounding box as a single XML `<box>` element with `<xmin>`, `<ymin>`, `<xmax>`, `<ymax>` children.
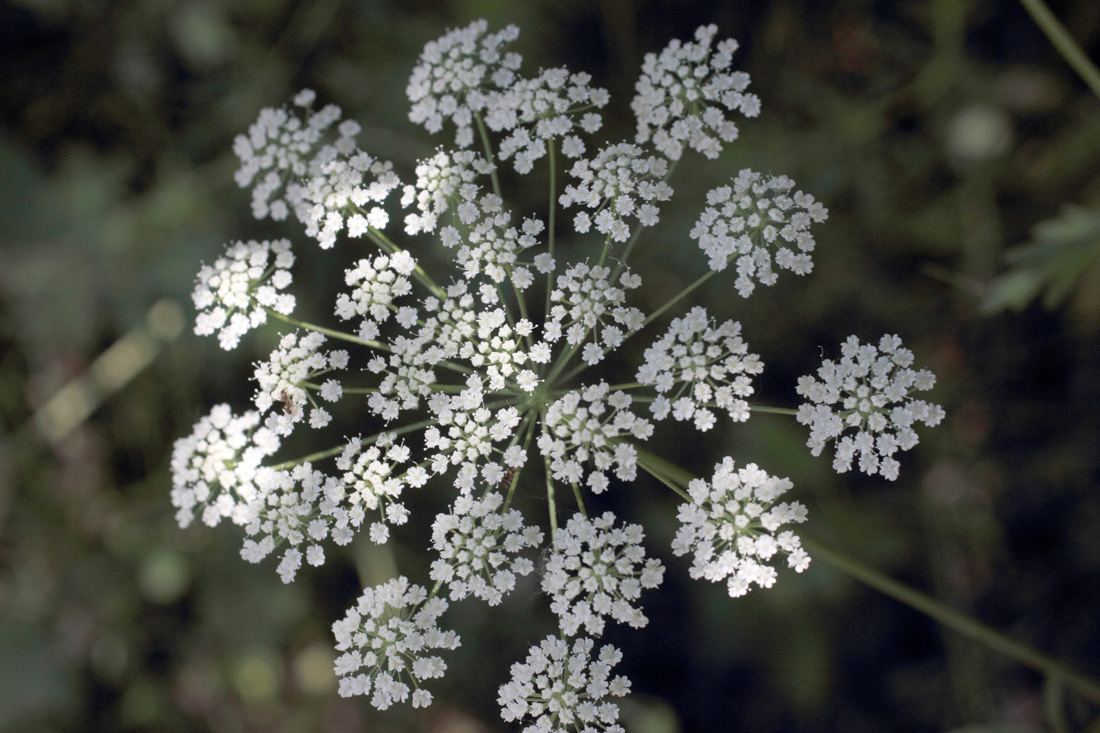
<box><xmin>637</xmin><ymin>446</ymin><xmax>1100</xmax><ymax>706</ymax></box>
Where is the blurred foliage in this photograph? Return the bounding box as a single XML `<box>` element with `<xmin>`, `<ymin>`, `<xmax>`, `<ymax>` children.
<box><xmin>2</xmin><ymin>0</ymin><xmax>1100</xmax><ymax>731</ymax></box>
<box><xmin>983</xmin><ymin>204</ymin><xmax>1100</xmax><ymax>314</ymax></box>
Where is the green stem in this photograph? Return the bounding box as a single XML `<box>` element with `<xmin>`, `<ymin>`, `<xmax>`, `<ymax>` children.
<box><xmin>750</xmin><ymin>404</ymin><xmax>799</xmax><ymax>416</ymax></box>
<box><xmin>1019</xmin><ymin>0</ymin><xmax>1100</xmax><ymax>101</ymax></box>
<box><xmin>635</xmin><ymin>447</ymin><xmax>692</xmax><ymax>486</ymax></box>
<box><xmin>502</xmin><ymin>415</ymin><xmax>538</xmax><ymax>511</ymax></box>
<box><xmin>512</xmin><ymin>280</ymin><xmax>534</xmax><ymax>351</ymax></box>
<box><xmin>635</xmin><ymin>449</ymin><xmax>692</xmax><ymax>502</ymax></box>
<box><xmin>266</xmin><ymin>309</ymin><xmax>386</xmax><ymax>349</ymax></box>
<box><xmin>266</xmin><ymin>309</ymin><xmax>474</xmax><ymax>376</ymax></box>
<box><xmin>270</xmin><ymin>444</ymin><xmax>344</xmax><ymax>471</ymax></box>
<box><xmin>540</xmin><ymin>404</ymin><xmax>558</xmax><ymax>535</ymax></box>
<box><xmin>474</xmin><ymin>112</ymin><xmax>503</xmax><ymax>199</ymax></box>
<box><xmin>804</xmin><ymin>535</ymin><xmax>1100</xmax><ymax>706</ymax></box>
<box><xmin>641</xmin><ymin>270</ymin><xmax>715</xmax><ymax>330</ymax></box>
<box><xmin>366</xmin><ymin>228</ymin><xmax>445</xmax><ymax>298</ymax></box>
<box><xmin>545</xmin><ymin>138</ymin><xmax>557</xmax><ymax>319</ymax></box>
<box><xmin>634</xmin><ymin>446</ymin><xmax>1100</xmax><ymax>706</ymax></box>
<box><xmin>571</xmin><ymin>481</ymin><xmax>588</xmax><ymax>517</ymax></box>
<box><xmin>545</xmin><ymin>341</ymin><xmax>582</xmax><ymax>388</ymax></box>
<box><xmin>610</xmin><ymin>221</ymin><xmax>648</xmax><ymax>281</ymax></box>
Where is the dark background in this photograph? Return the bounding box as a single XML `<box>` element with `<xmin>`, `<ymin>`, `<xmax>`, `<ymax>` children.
<box><xmin>3</xmin><ymin>0</ymin><xmax>1100</xmax><ymax>731</ymax></box>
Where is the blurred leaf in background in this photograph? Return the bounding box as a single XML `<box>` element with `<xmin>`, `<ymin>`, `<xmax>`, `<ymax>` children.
<box><xmin>983</xmin><ymin>204</ymin><xmax>1100</xmax><ymax>316</ymax></box>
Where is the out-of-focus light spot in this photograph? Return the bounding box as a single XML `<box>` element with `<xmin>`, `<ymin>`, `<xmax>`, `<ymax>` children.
<box><xmin>293</xmin><ymin>642</ymin><xmax>336</xmax><ymax>695</ymax></box>
<box><xmin>31</xmin><ymin>298</ymin><xmax>184</xmax><ymax>442</ymax></box>
<box><xmin>147</xmin><ymin>298</ymin><xmax>185</xmax><ymax>340</ymax></box>
<box><xmin>232</xmin><ymin>651</ymin><xmax>281</xmax><ymax>702</ymax></box>
<box><xmin>946</xmin><ymin>104</ymin><xmax>1012</xmax><ymax>161</ymax></box>
<box><xmin>138</xmin><ymin>549</ymin><xmax>189</xmax><ymax>604</ymax></box>
<box><xmin>119</xmin><ymin>679</ymin><xmax>163</xmax><ymax>727</ymax></box>
<box><xmin>91</xmin><ymin>329</ymin><xmax>157</xmax><ymax>392</ymax></box>
<box><xmin>90</xmin><ymin>631</ymin><xmax>129</xmax><ymax>680</ymax></box>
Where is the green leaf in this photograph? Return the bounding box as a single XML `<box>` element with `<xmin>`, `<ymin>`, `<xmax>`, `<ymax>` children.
<box><xmin>982</xmin><ymin>204</ymin><xmax>1100</xmax><ymax>313</ymax></box>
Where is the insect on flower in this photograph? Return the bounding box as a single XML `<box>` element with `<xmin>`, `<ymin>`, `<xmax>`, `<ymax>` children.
<box><xmin>275</xmin><ymin>389</ymin><xmax>298</xmax><ymax>417</ymax></box>
<box><xmin>500</xmin><ymin>465</ymin><xmax>518</xmax><ymax>492</ymax></box>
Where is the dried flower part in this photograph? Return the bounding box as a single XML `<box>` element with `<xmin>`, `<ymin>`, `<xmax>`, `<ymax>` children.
<box><xmin>673</xmin><ymin>458</ymin><xmax>809</xmax><ymax>598</ymax></box>
<box><xmin>796</xmin><ymin>335</ymin><xmax>945</xmax><ymax>480</ymax></box>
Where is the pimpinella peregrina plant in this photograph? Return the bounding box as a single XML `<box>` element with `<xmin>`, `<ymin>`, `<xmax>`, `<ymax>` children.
<box><xmin>172</xmin><ymin>19</ymin><xmax>948</xmax><ymax>725</ymax></box>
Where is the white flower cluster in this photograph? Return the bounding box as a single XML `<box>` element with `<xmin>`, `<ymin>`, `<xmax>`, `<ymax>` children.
<box><xmin>560</xmin><ymin>143</ymin><xmax>672</xmax><ymax>242</ymax></box>
<box><xmin>540</xmin><ymin>383</ymin><xmax>652</xmax><ymax>493</ymax></box>
<box><xmin>335</xmin><ymin>433</ymin><xmax>426</xmax><ymax>545</ymax></box>
<box><xmin>335</xmin><ymin>250</ymin><xmax>417</xmax><ymax>341</ymax></box>
<box><xmin>170</xmin><ymin>404</ymin><xmax>280</xmax><ymax>528</ymax></box>
<box><xmin>429</xmin><ymin>492</ymin><xmax>543</xmax><ymax>605</ymax></box>
<box><xmin>796</xmin><ymin>335</ymin><xmax>945</xmax><ymax>481</ymax></box>
<box><xmin>358</xmin><ymin>282</ymin><xmax>538</xmax><ymax>432</ymax></box>
<box><xmin>673</xmin><ymin>458</ymin><xmax>810</xmax><ymax>598</ymax></box>
<box><xmin>631</xmin><ymin>24</ymin><xmax>760</xmax><ymax>160</ymax></box>
<box><xmin>176</xmin><ymin>18</ymin><xmax>947</xmax><ymax>722</ymax></box>
<box><xmin>333</xmin><ymin>577</ymin><xmax>460</xmax><ymax>709</ymax></box>
<box><xmin>407</xmin><ymin>20</ymin><xmax>522</xmax><ymax>147</ymax></box>
<box><xmin>233</xmin><ymin>89</ymin><xmax>358</xmax><ymax>222</ymax></box>
<box><xmin>448</xmin><ymin>210</ymin><xmax>545</xmax><ymax>288</ymax></box>
<box><xmin>498</xmin><ymin>635</ymin><xmax>630</xmax><ymax>732</ymax></box>
<box><xmin>542</xmin><ymin>512</ymin><xmax>665</xmax><ymax>636</ymax></box>
<box><xmin>401</xmin><ymin>149</ymin><xmax>495</xmax><ymax>235</ymax></box>
<box><xmin>486</xmin><ymin>67</ymin><xmax>609</xmax><ymax>173</ymax></box>
<box><xmin>238</xmin><ymin>462</ymin><xmax>345</xmax><ymax>582</ymax></box>
<box><xmin>299</xmin><ymin>150</ymin><xmax>401</xmax><ymax>249</ymax></box>
<box><xmin>253</xmin><ymin>331</ymin><xmax>348</xmax><ymax>436</ymax></box>
<box><xmin>424</xmin><ymin>387</ymin><xmax>525</xmax><ymax>493</ymax></box>
<box><xmin>690</xmin><ymin>169</ymin><xmax>829</xmax><ymax>297</ymax></box>
<box><xmin>192</xmin><ymin>239</ymin><xmax>296</xmax><ymax>350</ymax></box>
<box><xmin>546</xmin><ymin>263</ymin><xmax>644</xmax><ymax>365</ymax></box>
<box><xmin>637</xmin><ymin>306</ymin><xmax>763</xmax><ymax>430</ymax></box>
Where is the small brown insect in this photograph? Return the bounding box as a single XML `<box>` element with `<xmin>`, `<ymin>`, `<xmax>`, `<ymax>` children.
<box><xmin>500</xmin><ymin>466</ymin><xmax>518</xmax><ymax>492</ymax></box>
<box><xmin>275</xmin><ymin>389</ymin><xmax>297</xmax><ymax>417</ymax></box>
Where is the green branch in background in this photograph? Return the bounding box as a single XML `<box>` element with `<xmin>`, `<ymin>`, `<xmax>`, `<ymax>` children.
<box><xmin>635</xmin><ymin>447</ymin><xmax>1100</xmax><ymax>707</ymax></box>
<box><xmin>804</xmin><ymin>537</ymin><xmax>1100</xmax><ymax>707</ymax></box>
<box><xmin>1019</xmin><ymin>0</ymin><xmax>1100</xmax><ymax>101</ymax></box>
